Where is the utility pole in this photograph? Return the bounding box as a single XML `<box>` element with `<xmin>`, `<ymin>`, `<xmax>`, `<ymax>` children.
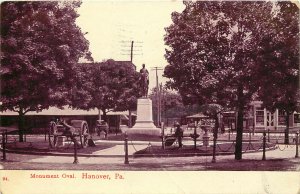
<box><xmin>160</xmin><ymin>83</ymin><xmax>164</xmax><ymax>125</ymax></box>
<box><xmin>120</xmin><ymin>40</ymin><xmax>143</xmax><ymax>127</ymax></box>
<box><xmin>151</xmin><ymin>67</ymin><xmax>163</xmax><ymax>127</ymax></box>
<box><xmin>128</xmin><ymin>41</ymin><xmax>134</xmax><ymax>128</ymax></box>
<box><xmin>297</xmin><ymin>55</ymin><xmax>300</xmax><ymax>112</ymax></box>
<box><xmin>130</xmin><ymin>41</ymin><xmax>133</xmax><ymax>63</ymax></box>
<box><xmin>120</xmin><ymin>40</ymin><xmax>143</xmax><ymax>65</ymax></box>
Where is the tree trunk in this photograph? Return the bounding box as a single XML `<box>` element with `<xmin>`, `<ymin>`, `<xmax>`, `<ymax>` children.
<box><xmin>212</xmin><ymin>114</ymin><xmax>219</xmax><ymax>161</ymax></box>
<box><xmin>129</xmin><ymin>110</ymin><xmax>132</xmax><ymax>128</ymax></box>
<box><xmin>98</xmin><ymin>108</ymin><xmax>101</xmax><ymax>121</ymax></box>
<box><xmin>102</xmin><ymin>108</ymin><xmax>107</xmax><ymax>122</ymax></box>
<box><xmin>284</xmin><ymin>112</ymin><xmax>290</xmax><ymax>144</ymax></box>
<box><xmin>213</xmin><ymin>114</ymin><xmax>219</xmax><ymax>139</ymax></box>
<box><xmin>235</xmin><ymin>85</ymin><xmax>244</xmax><ymax>160</ymax></box>
<box><xmin>18</xmin><ymin>112</ymin><xmax>25</xmax><ymax>142</ymax></box>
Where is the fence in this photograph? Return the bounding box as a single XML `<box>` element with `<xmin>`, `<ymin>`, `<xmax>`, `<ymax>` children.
<box><xmin>1</xmin><ymin>128</ymin><xmax>299</xmax><ymax>164</ymax></box>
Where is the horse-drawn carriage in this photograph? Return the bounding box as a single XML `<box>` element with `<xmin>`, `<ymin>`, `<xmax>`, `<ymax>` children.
<box><xmin>48</xmin><ymin>120</ymin><xmax>89</xmax><ymax>148</ymax></box>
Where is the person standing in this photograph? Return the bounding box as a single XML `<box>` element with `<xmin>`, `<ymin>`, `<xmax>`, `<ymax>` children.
<box><xmin>175</xmin><ymin>122</ymin><xmax>183</xmax><ymax>148</ymax></box>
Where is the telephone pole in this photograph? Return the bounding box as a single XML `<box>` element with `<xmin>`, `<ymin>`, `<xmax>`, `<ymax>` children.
<box><xmin>120</xmin><ymin>40</ymin><xmax>143</xmax><ymax>65</ymax></box>
<box><xmin>151</xmin><ymin>67</ymin><xmax>163</xmax><ymax>127</ymax></box>
<box><xmin>120</xmin><ymin>40</ymin><xmax>143</xmax><ymax>127</ymax></box>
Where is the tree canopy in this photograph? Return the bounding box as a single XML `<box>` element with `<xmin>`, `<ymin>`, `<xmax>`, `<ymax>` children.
<box><xmin>164</xmin><ymin>1</ymin><xmax>298</xmax><ymax>159</ymax></box>
<box><xmin>256</xmin><ymin>2</ymin><xmax>299</xmax><ymax>144</ymax></box>
<box><xmin>1</xmin><ymin>1</ymin><xmax>92</xmax><ymax>113</ymax></box>
<box><xmin>71</xmin><ymin>60</ymin><xmax>141</xmax><ymax>121</ymax></box>
<box><xmin>1</xmin><ymin>1</ymin><xmax>92</xmax><ymax>141</ymax></box>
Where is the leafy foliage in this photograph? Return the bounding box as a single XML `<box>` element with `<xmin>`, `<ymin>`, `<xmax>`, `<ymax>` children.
<box><xmin>71</xmin><ymin>60</ymin><xmax>141</xmax><ymax>120</ymax></box>
<box><xmin>164</xmin><ymin>1</ymin><xmax>298</xmax><ymax>159</ymax></box>
<box><xmin>256</xmin><ymin>2</ymin><xmax>299</xmax><ymax>144</ymax></box>
<box><xmin>1</xmin><ymin>1</ymin><xmax>92</xmax><ymax>141</ymax></box>
<box><xmin>257</xmin><ymin>2</ymin><xmax>299</xmax><ymax>113</ymax></box>
<box><xmin>1</xmin><ymin>1</ymin><xmax>92</xmax><ymax>113</ymax></box>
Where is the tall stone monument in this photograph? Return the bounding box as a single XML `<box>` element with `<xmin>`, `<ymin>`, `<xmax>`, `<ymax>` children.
<box><xmin>126</xmin><ymin>64</ymin><xmax>161</xmax><ymax>136</ymax></box>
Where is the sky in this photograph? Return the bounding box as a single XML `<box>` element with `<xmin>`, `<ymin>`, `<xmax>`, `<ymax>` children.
<box><xmin>75</xmin><ymin>0</ymin><xmax>185</xmax><ymax>89</ymax></box>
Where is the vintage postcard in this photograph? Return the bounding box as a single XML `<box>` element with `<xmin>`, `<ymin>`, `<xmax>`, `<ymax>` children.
<box><xmin>0</xmin><ymin>0</ymin><xmax>299</xmax><ymax>193</ymax></box>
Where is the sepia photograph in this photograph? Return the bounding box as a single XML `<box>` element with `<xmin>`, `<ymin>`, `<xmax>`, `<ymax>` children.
<box><xmin>0</xmin><ymin>0</ymin><xmax>299</xmax><ymax>193</ymax></box>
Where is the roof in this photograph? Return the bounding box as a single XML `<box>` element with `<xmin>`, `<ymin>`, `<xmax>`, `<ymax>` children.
<box><xmin>0</xmin><ymin>106</ymin><xmax>136</xmax><ymax>117</ymax></box>
<box><xmin>186</xmin><ymin>113</ymin><xmax>209</xmax><ymax>119</ymax></box>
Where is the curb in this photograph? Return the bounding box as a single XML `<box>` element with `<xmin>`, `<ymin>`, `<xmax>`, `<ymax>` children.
<box><xmin>0</xmin><ymin>143</ymin><xmax>277</xmax><ymax>158</ymax></box>
<box><xmin>0</xmin><ymin>148</ymin><xmax>126</xmax><ymax>158</ymax></box>
<box><xmin>133</xmin><ymin>146</ymin><xmax>277</xmax><ymax>158</ymax></box>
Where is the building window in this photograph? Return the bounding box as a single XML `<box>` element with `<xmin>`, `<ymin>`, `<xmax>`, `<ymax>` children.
<box><xmin>294</xmin><ymin>113</ymin><xmax>300</xmax><ymax>125</ymax></box>
<box><xmin>256</xmin><ymin>109</ymin><xmax>264</xmax><ymax>126</ymax></box>
<box><xmin>278</xmin><ymin>110</ymin><xmax>286</xmax><ymax>126</ymax></box>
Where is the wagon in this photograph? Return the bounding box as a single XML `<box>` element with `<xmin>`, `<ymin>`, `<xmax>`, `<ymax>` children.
<box><xmin>49</xmin><ymin>120</ymin><xmax>89</xmax><ymax>148</ymax></box>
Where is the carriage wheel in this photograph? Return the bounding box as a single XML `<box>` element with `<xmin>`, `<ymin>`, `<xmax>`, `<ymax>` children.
<box><xmin>79</xmin><ymin>123</ymin><xmax>89</xmax><ymax>148</ymax></box>
<box><xmin>49</xmin><ymin>122</ymin><xmax>58</xmax><ymax>148</ymax></box>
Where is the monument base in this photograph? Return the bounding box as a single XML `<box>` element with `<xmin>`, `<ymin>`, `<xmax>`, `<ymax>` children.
<box><xmin>125</xmin><ymin>98</ymin><xmax>161</xmax><ymax>136</ymax></box>
<box><xmin>126</xmin><ymin>128</ymin><xmax>161</xmax><ymax>136</ymax></box>
<box><xmin>126</xmin><ymin>124</ymin><xmax>161</xmax><ymax>136</ymax></box>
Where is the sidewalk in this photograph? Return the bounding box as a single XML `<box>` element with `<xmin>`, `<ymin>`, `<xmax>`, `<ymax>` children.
<box><xmin>0</xmin><ymin>143</ymin><xmax>299</xmax><ymax>171</ymax></box>
<box><xmin>20</xmin><ymin>143</ymin><xmax>298</xmax><ymax>166</ymax></box>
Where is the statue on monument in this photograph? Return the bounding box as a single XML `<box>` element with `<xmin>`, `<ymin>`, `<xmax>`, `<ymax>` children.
<box><xmin>126</xmin><ymin>63</ymin><xmax>161</xmax><ymax>136</ymax></box>
<box><xmin>139</xmin><ymin>64</ymin><xmax>149</xmax><ymax>97</ymax></box>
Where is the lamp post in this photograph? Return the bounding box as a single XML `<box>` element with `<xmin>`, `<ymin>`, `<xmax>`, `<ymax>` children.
<box><xmin>295</xmin><ymin>131</ymin><xmax>299</xmax><ymax>158</ymax></box>
<box><xmin>124</xmin><ymin>133</ymin><xmax>129</xmax><ymax>164</ymax></box>
<box><xmin>262</xmin><ymin>130</ymin><xmax>266</xmax><ymax>161</ymax></box>
<box><xmin>2</xmin><ymin>131</ymin><xmax>7</xmax><ymax>161</ymax></box>
<box><xmin>151</xmin><ymin>67</ymin><xmax>163</xmax><ymax>127</ymax></box>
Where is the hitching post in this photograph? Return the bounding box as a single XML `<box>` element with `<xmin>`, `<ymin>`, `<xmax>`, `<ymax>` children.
<box><xmin>124</xmin><ymin>133</ymin><xmax>129</xmax><ymax>164</ymax></box>
<box><xmin>73</xmin><ymin>137</ymin><xmax>79</xmax><ymax>164</ymax></box>
<box><xmin>262</xmin><ymin>131</ymin><xmax>266</xmax><ymax>161</ymax></box>
<box><xmin>212</xmin><ymin>122</ymin><xmax>217</xmax><ymax>163</ymax></box>
<box><xmin>228</xmin><ymin>124</ymin><xmax>231</xmax><ymax>141</ymax></box>
<box><xmin>161</xmin><ymin>122</ymin><xmax>165</xmax><ymax>150</ymax></box>
<box><xmin>193</xmin><ymin>123</ymin><xmax>197</xmax><ymax>150</ymax></box>
<box><xmin>212</xmin><ymin>135</ymin><xmax>217</xmax><ymax>163</ymax></box>
<box><xmin>5</xmin><ymin>130</ymin><xmax>7</xmax><ymax>144</ymax></box>
<box><xmin>44</xmin><ymin>128</ymin><xmax>47</xmax><ymax>142</ymax></box>
<box><xmin>2</xmin><ymin>131</ymin><xmax>6</xmax><ymax>161</ymax></box>
<box><xmin>295</xmin><ymin>131</ymin><xmax>299</xmax><ymax>158</ymax></box>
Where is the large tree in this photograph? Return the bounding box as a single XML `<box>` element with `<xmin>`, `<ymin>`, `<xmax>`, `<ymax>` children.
<box><xmin>257</xmin><ymin>2</ymin><xmax>299</xmax><ymax>144</ymax></box>
<box><xmin>164</xmin><ymin>1</ymin><xmax>275</xmax><ymax>160</ymax></box>
<box><xmin>1</xmin><ymin>1</ymin><xmax>92</xmax><ymax>141</ymax></box>
<box><xmin>71</xmin><ymin>60</ymin><xmax>141</xmax><ymax>122</ymax></box>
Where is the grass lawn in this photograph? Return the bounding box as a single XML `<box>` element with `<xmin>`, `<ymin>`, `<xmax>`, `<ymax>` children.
<box><xmin>134</xmin><ymin>142</ymin><xmax>275</xmax><ymax>157</ymax></box>
<box><xmin>5</xmin><ymin>141</ymin><xmax>115</xmax><ymax>154</ymax></box>
<box><xmin>1</xmin><ymin>153</ymin><xmax>299</xmax><ymax>171</ymax></box>
<box><xmin>105</xmin><ymin>133</ymin><xmax>162</xmax><ymax>142</ymax></box>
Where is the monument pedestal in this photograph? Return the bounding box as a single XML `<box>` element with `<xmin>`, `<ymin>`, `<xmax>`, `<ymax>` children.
<box><xmin>126</xmin><ymin>98</ymin><xmax>161</xmax><ymax>136</ymax></box>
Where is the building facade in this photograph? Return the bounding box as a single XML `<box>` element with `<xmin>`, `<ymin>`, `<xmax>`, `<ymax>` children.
<box><xmin>251</xmin><ymin>101</ymin><xmax>300</xmax><ymax>132</ymax></box>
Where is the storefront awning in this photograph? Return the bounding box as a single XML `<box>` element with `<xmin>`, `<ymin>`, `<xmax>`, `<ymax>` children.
<box><xmin>186</xmin><ymin>113</ymin><xmax>209</xmax><ymax>119</ymax></box>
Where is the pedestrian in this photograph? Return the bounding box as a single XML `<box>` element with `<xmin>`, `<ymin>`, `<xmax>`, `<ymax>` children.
<box><xmin>175</xmin><ymin>122</ymin><xmax>183</xmax><ymax>148</ymax></box>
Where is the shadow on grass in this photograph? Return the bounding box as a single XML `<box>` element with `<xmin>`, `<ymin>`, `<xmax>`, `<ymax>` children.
<box><xmin>134</xmin><ymin>142</ymin><xmax>276</xmax><ymax>157</ymax></box>
<box><xmin>5</xmin><ymin>141</ymin><xmax>115</xmax><ymax>154</ymax></box>
<box><xmin>105</xmin><ymin>133</ymin><xmax>162</xmax><ymax>142</ymax></box>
